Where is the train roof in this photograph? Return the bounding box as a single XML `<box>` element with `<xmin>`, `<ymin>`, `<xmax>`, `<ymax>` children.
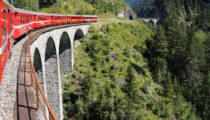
<box><xmin>2</xmin><ymin>0</ymin><xmax>14</xmax><ymax>9</ymax></box>
<box><xmin>14</xmin><ymin>8</ymin><xmax>68</xmax><ymax>16</ymax></box>
<box><xmin>83</xmin><ymin>15</ymin><xmax>98</xmax><ymax>17</ymax></box>
<box><xmin>14</xmin><ymin>8</ymin><xmax>97</xmax><ymax>17</ymax></box>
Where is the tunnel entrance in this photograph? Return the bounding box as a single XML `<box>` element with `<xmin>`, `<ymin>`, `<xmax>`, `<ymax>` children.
<box><xmin>129</xmin><ymin>15</ymin><xmax>133</xmax><ymax>20</ymax></box>
<box><xmin>59</xmin><ymin>32</ymin><xmax>72</xmax><ymax>72</ymax></box>
<box><xmin>45</xmin><ymin>37</ymin><xmax>60</xmax><ymax>119</ymax></box>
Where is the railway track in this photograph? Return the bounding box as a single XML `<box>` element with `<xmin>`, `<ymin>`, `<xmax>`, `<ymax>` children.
<box><xmin>13</xmin><ymin>41</ymin><xmax>37</xmax><ymax>120</ymax></box>
<box><xmin>13</xmin><ymin>23</ymin><xmax>90</xmax><ymax>120</ymax></box>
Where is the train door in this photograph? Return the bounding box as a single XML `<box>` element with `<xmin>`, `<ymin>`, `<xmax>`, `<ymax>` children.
<box><xmin>7</xmin><ymin>9</ymin><xmax>11</xmax><ymax>53</ymax></box>
<box><xmin>2</xmin><ymin>10</ymin><xmax>6</xmax><ymax>43</ymax></box>
<box><xmin>10</xmin><ymin>10</ymin><xmax>13</xmax><ymax>53</ymax></box>
<box><xmin>1</xmin><ymin>9</ymin><xmax>7</xmax><ymax>74</ymax></box>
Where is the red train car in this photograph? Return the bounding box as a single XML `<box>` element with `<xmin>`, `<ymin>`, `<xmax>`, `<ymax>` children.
<box><xmin>13</xmin><ymin>8</ymin><xmax>35</xmax><ymax>38</ymax></box>
<box><xmin>0</xmin><ymin>0</ymin><xmax>98</xmax><ymax>84</ymax></box>
<box><xmin>69</xmin><ymin>15</ymin><xmax>84</xmax><ymax>23</ymax></box>
<box><xmin>0</xmin><ymin>0</ymin><xmax>14</xmax><ymax>81</ymax></box>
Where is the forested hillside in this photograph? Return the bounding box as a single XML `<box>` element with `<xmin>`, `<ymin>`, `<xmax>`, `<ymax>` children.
<box><xmin>132</xmin><ymin>0</ymin><xmax>155</xmax><ymax>18</ymax></box>
<box><xmin>62</xmin><ymin>22</ymin><xmax>201</xmax><ymax>120</ymax></box>
<box><xmin>130</xmin><ymin>0</ymin><xmax>209</xmax><ymax>31</ymax></box>
<box><xmin>155</xmin><ymin>0</ymin><xmax>209</xmax><ymax>31</ymax></box>
<box><xmin>145</xmin><ymin>16</ymin><xmax>210</xmax><ymax>120</ymax></box>
<box><xmin>133</xmin><ymin>0</ymin><xmax>209</xmax><ymax>119</ymax></box>
<box><xmin>123</xmin><ymin>0</ymin><xmax>143</xmax><ymax>6</ymax></box>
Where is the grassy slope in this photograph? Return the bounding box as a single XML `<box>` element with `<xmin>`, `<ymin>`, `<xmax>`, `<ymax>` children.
<box><xmin>62</xmin><ymin>21</ymin><xmax>156</xmax><ymax>119</ymax></box>
<box><xmin>62</xmin><ymin>22</ymin><xmax>200</xmax><ymax>119</ymax></box>
<box><xmin>40</xmin><ymin>0</ymin><xmax>95</xmax><ymax>15</ymax></box>
<box><xmin>74</xmin><ymin>22</ymin><xmax>152</xmax><ymax>84</ymax></box>
<box><xmin>40</xmin><ymin>0</ymin><xmax>129</xmax><ymax>21</ymax></box>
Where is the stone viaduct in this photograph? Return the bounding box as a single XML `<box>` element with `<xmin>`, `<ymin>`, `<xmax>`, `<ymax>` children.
<box><xmin>140</xmin><ymin>18</ymin><xmax>160</xmax><ymax>25</ymax></box>
<box><xmin>30</xmin><ymin>24</ymin><xmax>90</xmax><ymax>120</ymax></box>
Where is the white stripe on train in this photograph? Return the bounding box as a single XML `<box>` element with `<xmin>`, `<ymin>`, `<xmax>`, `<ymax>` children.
<box><xmin>0</xmin><ymin>40</ymin><xmax>8</xmax><ymax>55</ymax></box>
<box><xmin>13</xmin><ymin>20</ymin><xmax>67</xmax><ymax>29</ymax></box>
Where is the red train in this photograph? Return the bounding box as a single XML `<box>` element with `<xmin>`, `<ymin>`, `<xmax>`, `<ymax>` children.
<box><xmin>0</xmin><ymin>0</ymin><xmax>98</xmax><ymax>84</ymax></box>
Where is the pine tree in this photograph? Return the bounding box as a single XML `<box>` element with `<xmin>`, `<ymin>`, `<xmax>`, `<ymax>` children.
<box><xmin>202</xmin><ymin>72</ymin><xmax>210</xmax><ymax>119</ymax></box>
<box><xmin>81</xmin><ymin>72</ymin><xmax>95</xmax><ymax>104</ymax></box>
<box><xmin>123</xmin><ymin>63</ymin><xmax>142</xmax><ymax>119</ymax></box>
<box><xmin>164</xmin><ymin>15</ymin><xmax>188</xmax><ymax>82</ymax></box>
<box><xmin>184</xmin><ymin>30</ymin><xmax>207</xmax><ymax>118</ymax></box>
<box><xmin>164</xmin><ymin>72</ymin><xmax>175</xmax><ymax>98</ymax></box>
<box><xmin>203</xmin><ymin>37</ymin><xmax>210</xmax><ymax>119</ymax></box>
<box><xmin>153</xmin><ymin>26</ymin><xmax>168</xmax><ymax>83</ymax></box>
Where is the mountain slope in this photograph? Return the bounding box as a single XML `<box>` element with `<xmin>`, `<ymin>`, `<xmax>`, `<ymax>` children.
<box><xmin>62</xmin><ymin>22</ymin><xmax>201</xmax><ymax>120</ymax></box>
<box><xmin>123</xmin><ymin>0</ymin><xmax>143</xmax><ymax>6</ymax></box>
<box><xmin>155</xmin><ymin>0</ymin><xmax>209</xmax><ymax>30</ymax></box>
<box><xmin>133</xmin><ymin>0</ymin><xmax>155</xmax><ymax>18</ymax></box>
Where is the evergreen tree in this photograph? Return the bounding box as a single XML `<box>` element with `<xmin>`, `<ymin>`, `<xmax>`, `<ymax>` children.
<box><xmin>123</xmin><ymin>63</ymin><xmax>142</xmax><ymax>119</ymax></box>
<box><xmin>164</xmin><ymin>15</ymin><xmax>188</xmax><ymax>82</ymax></box>
<box><xmin>145</xmin><ymin>25</ymin><xmax>168</xmax><ymax>84</ymax></box>
<box><xmin>164</xmin><ymin>72</ymin><xmax>175</xmax><ymax>98</ymax></box>
<box><xmin>153</xmin><ymin>26</ymin><xmax>168</xmax><ymax>83</ymax></box>
<box><xmin>81</xmin><ymin>72</ymin><xmax>95</xmax><ymax>103</ymax></box>
<box><xmin>202</xmin><ymin>37</ymin><xmax>210</xmax><ymax>119</ymax></box>
<box><xmin>184</xmin><ymin>29</ymin><xmax>207</xmax><ymax>118</ymax></box>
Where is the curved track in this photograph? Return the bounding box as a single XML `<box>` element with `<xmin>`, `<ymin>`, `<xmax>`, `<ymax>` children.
<box><xmin>0</xmin><ymin>36</ymin><xmax>27</xmax><ymax>120</ymax></box>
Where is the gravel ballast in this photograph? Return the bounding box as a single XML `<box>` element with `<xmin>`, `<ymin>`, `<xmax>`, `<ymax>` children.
<box><xmin>0</xmin><ymin>36</ymin><xmax>27</xmax><ymax>120</ymax></box>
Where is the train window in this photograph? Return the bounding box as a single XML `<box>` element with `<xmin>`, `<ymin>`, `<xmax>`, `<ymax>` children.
<box><xmin>10</xmin><ymin>11</ymin><xmax>12</xmax><ymax>30</ymax></box>
<box><xmin>20</xmin><ymin>15</ymin><xmax>22</xmax><ymax>24</ymax></box>
<box><xmin>17</xmin><ymin>15</ymin><xmax>19</xmax><ymax>24</ymax></box>
<box><xmin>2</xmin><ymin>10</ymin><xmax>6</xmax><ymax>18</ymax></box>
<box><xmin>2</xmin><ymin>10</ymin><xmax>6</xmax><ymax>41</ymax></box>
<box><xmin>2</xmin><ymin>26</ymin><xmax>6</xmax><ymax>40</ymax></box>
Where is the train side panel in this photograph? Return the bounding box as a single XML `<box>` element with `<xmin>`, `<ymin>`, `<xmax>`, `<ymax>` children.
<box><xmin>0</xmin><ymin>0</ymin><xmax>13</xmax><ymax>83</ymax></box>
<box><xmin>14</xmin><ymin>13</ymin><xmax>34</xmax><ymax>39</ymax></box>
<box><xmin>0</xmin><ymin>0</ymin><xmax>2</xmax><ymax>82</ymax></box>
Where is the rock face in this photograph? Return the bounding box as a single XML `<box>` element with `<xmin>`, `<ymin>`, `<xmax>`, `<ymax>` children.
<box><xmin>117</xmin><ymin>6</ymin><xmax>136</xmax><ymax>20</ymax></box>
<box><xmin>123</xmin><ymin>0</ymin><xmax>144</xmax><ymax>6</ymax></box>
